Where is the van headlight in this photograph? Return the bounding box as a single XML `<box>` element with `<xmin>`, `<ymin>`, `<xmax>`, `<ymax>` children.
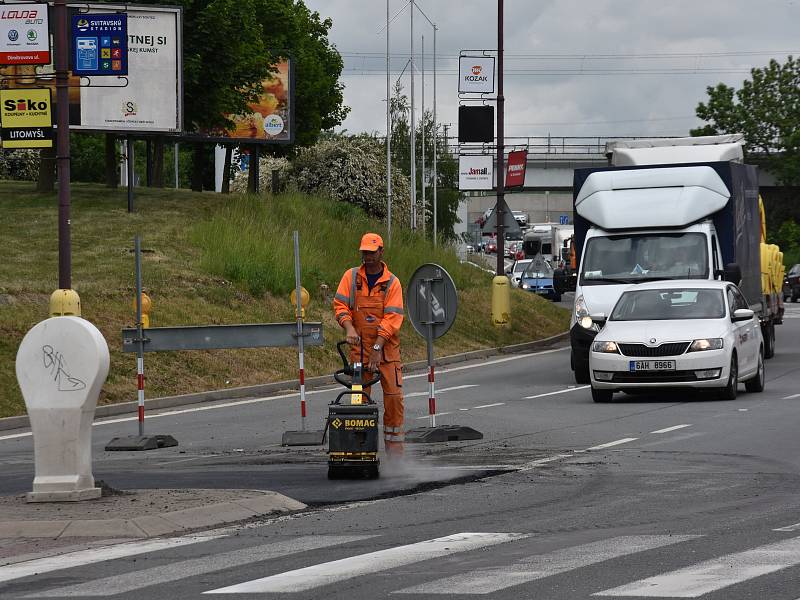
<box><xmin>575</xmin><ymin>295</ymin><xmax>599</xmax><ymax>330</ymax></box>
<box><xmin>688</xmin><ymin>338</ymin><xmax>723</xmax><ymax>352</ymax></box>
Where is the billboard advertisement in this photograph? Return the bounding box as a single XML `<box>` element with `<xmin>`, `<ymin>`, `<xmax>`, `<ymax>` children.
<box><xmin>71</xmin><ymin>13</ymin><xmax>128</xmax><ymax>76</ymax></box>
<box><xmin>505</xmin><ymin>150</ymin><xmax>527</xmax><ymax>188</ymax></box>
<box><xmin>0</xmin><ymin>87</ymin><xmax>52</xmax><ymax>148</ymax></box>
<box><xmin>458</xmin><ymin>56</ymin><xmax>495</xmax><ymax>94</ymax></box>
<box><xmin>0</xmin><ymin>3</ymin><xmax>50</xmax><ymax>65</ymax></box>
<box><xmin>0</xmin><ymin>4</ymin><xmax>182</xmax><ymax>133</ymax></box>
<box><xmin>459</xmin><ymin>155</ymin><xmax>494</xmax><ymax>191</ymax></box>
<box><xmin>200</xmin><ymin>59</ymin><xmax>294</xmax><ymax>144</ymax></box>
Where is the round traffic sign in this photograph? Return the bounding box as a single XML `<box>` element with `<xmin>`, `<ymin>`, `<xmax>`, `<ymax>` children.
<box><xmin>406</xmin><ymin>263</ymin><xmax>458</xmax><ymax>339</ymax></box>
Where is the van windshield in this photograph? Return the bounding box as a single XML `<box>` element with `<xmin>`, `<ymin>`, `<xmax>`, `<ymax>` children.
<box><xmin>580</xmin><ymin>232</ymin><xmax>708</xmax><ymax>285</ymax></box>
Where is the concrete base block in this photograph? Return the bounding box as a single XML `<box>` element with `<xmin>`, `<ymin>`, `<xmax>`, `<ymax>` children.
<box><xmin>281</xmin><ymin>430</ymin><xmax>326</xmax><ymax>446</ymax></box>
<box><xmin>105</xmin><ymin>434</ymin><xmax>179</xmax><ymax>451</ymax></box>
<box><xmin>26</xmin><ymin>487</ymin><xmax>101</xmax><ymax>503</ymax></box>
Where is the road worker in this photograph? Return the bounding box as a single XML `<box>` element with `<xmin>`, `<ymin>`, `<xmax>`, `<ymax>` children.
<box><xmin>333</xmin><ymin>233</ymin><xmax>405</xmax><ymax>457</ymax></box>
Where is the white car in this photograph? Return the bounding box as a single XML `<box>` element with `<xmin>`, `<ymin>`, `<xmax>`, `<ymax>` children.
<box><xmin>506</xmin><ymin>258</ymin><xmax>532</xmax><ymax>288</ymax></box>
<box><xmin>589</xmin><ymin>280</ymin><xmax>764</xmax><ymax>403</ymax></box>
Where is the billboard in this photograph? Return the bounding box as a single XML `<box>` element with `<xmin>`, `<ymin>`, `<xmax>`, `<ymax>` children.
<box><xmin>0</xmin><ymin>4</ymin><xmax>182</xmax><ymax>133</ymax></box>
<box><xmin>200</xmin><ymin>59</ymin><xmax>294</xmax><ymax>144</ymax></box>
<box><xmin>458</xmin><ymin>56</ymin><xmax>495</xmax><ymax>94</ymax></box>
<box><xmin>0</xmin><ymin>88</ymin><xmax>52</xmax><ymax>148</ymax></box>
<box><xmin>459</xmin><ymin>155</ymin><xmax>494</xmax><ymax>191</ymax></box>
<box><xmin>505</xmin><ymin>150</ymin><xmax>527</xmax><ymax>188</ymax></box>
<box><xmin>0</xmin><ymin>3</ymin><xmax>50</xmax><ymax>65</ymax></box>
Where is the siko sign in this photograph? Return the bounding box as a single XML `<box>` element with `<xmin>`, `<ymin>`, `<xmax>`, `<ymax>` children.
<box><xmin>458</xmin><ymin>56</ymin><xmax>495</xmax><ymax>94</ymax></box>
<box><xmin>0</xmin><ymin>3</ymin><xmax>50</xmax><ymax>65</ymax></box>
<box><xmin>0</xmin><ymin>88</ymin><xmax>53</xmax><ymax>148</ymax></box>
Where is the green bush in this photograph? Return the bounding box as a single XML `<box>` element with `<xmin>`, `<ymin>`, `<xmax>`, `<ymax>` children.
<box><xmin>0</xmin><ymin>149</ymin><xmax>38</xmax><ymax>180</ymax></box>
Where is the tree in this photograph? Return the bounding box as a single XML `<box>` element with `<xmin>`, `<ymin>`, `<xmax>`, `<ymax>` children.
<box><xmin>692</xmin><ymin>56</ymin><xmax>800</xmax><ymax>186</ymax></box>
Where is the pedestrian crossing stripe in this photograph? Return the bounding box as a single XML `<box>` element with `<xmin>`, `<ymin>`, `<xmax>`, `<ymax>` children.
<box><xmin>25</xmin><ymin>535</ymin><xmax>375</xmax><ymax>598</ymax></box>
<box><xmin>204</xmin><ymin>532</ymin><xmax>528</xmax><ymax>594</ymax></box>
<box><xmin>594</xmin><ymin>534</ymin><xmax>800</xmax><ymax>597</ymax></box>
<box><xmin>394</xmin><ymin>535</ymin><xmax>701</xmax><ymax>595</ymax></box>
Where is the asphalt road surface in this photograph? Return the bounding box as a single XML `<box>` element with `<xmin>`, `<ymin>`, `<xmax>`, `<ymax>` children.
<box><xmin>1</xmin><ymin>302</ymin><xmax>799</xmax><ymax>599</ymax></box>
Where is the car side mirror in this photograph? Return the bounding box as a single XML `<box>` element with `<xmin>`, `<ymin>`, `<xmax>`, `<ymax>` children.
<box><xmin>723</xmin><ymin>263</ymin><xmax>742</xmax><ymax>285</ymax></box>
<box><xmin>732</xmin><ymin>308</ymin><xmax>754</xmax><ymax>322</ymax></box>
<box><xmin>589</xmin><ymin>312</ymin><xmax>607</xmax><ymax>324</ymax></box>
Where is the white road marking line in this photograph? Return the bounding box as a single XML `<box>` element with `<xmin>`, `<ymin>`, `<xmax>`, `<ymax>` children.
<box><xmin>783</xmin><ymin>393</ymin><xmax>800</xmax><ymax>400</ymax></box>
<box><xmin>405</xmin><ymin>384</ymin><xmax>479</xmax><ymax>398</ymax></box>
<box><xmin>650</xmin><ymin>424</ymin><xmax>692</xmax><ymax>434</ymax></box>
<box><xmin>0</xmin><ymin>348</ymin><xmax>569</xmax><ymax>442</ymax></box>
<box><xmin>0</xmin><ymin>534</ymin><xmax>223</xmax><ymax>584</ymax></box>
<box><xmin>773</xmin><ymin>522</ymin><xmax>800</xmax><ymax>532</ymax></box>
<box><xmin>415</xmin><ymin>412</ymin><xmax>453</xmax><ymax>420</ymax></box>
<box><xmin>738</xmin><ymin>408</ymin><xmax>749</xmax><ymax>412</ymax></box>
<box><xmin>519</xmin><ymin>454</ymin><xmax>574</xmax><ymax>472</ymax></box>
<box><xmin>205</xmin><ymin>532</ymin><xmax>528</xmax><ymax>594</ymax></box>
<box><xmin>472</xmin><ymin>402</ymin><xmax>505</xmax><ymax>409</ymax></box>
<box><xmin>586</xmin><ymin>438</ymin><xmax>638</xmax><ymax>451</ymax></box>
<box><xmin>524</xmin><ymin>385</ymin><xmax>590</xmax><ymax>400</ymax></box>
<box><xmin>594</xmin><ymin>534</ymin><xmax>800</xmax><ymax>597</ymax></box>
<box><xmin>395</xmin><ymin>535</ymin><xmax>700</xmax><ymax>595</ymax></box>
<box><xmin>27</xmin><ymin>535</ymin><xmax>374</xmax><ymax>597</ymax></box>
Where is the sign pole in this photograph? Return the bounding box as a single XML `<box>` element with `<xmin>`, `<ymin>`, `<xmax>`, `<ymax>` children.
<box><xmin>495</xmin><ymin>0</ymin><xmax>505</xmax><ymax>276</ymax></box>
<box><xmin>55</xmin><ymin>0</ymin><xmax>71</xmax><ymax>289</ymax></box>
<box><xmin>293</xmin><ymin>231</ymin><xmax>307</xmax><ymax>431</ymax></box>
<box><xmin>134</xmin><ymin>236</ymin><xmax>145</xmax><ymax>436</ymax></box>
<box><xmin>425</xmin><ymin>279</ymin><xmax>436</xmax><ymax>427</ymax></box>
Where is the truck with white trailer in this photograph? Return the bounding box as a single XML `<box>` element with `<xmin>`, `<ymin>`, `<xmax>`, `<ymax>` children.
<box><xmin>567</xmin><ymin>134</ymin><xmax>783</xmax><ymax>384</ymax></box>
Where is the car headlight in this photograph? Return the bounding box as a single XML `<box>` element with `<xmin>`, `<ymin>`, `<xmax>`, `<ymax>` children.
<box><xmin>522</xmin><ymin>283</ymin><xmax>529</xmax><ymax>289</ymax></box>
<box><xmin>688</xmin><ymin>338</ymin><xmax>723</xmax><ymax>352</ymax></box>
<box><xmin>592</xmin><ymin>341</ymin><xmax>620</xmax><ymax>354</ymax></box>
<box><xmin>575</xmin><ymin>294</ymin><xmax>589</xmax><ymax>319</ymax></box>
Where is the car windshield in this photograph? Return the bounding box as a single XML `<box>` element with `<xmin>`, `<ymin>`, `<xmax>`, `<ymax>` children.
<box><xmin>581</xmin><ymin>232</ymin><xmax>708</xmax><ymax>285</ymax></box>
<box><xmin>513</xmin><ymin>260</ymin><xmax>531</xmax><ymax>274</ymax></box>
<box><xmin>522</xmin><ymin>256</ymin><xmax>554</xmax><ymax>278</ymax></box>
<box><xmin>610</xmin><ymin>288</ymin><xmax>726</xmax><ymax>321</ymax></box>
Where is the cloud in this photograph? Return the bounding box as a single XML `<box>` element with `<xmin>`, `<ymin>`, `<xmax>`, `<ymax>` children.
<box><xmin>306</xmin><ymin>0</ymin><xmax>800</xmax><ymax>138</ymax></box>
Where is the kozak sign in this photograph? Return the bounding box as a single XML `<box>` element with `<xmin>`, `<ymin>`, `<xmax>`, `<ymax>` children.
<box><xmin>458</xmin><ymin>56</ymin><xmax>495</xmax><ymax>94</ymax></box>
<box><xmin>0</xmin><ymin>3</ymin><xmax>50</xmax><ymax>65</ymax></box>
<box><xmin>0</xmin><ymin>88</ymin><xmax>53</xmax><ymax>148</ymax></box>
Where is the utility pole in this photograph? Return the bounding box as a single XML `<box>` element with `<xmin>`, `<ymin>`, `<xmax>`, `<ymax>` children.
<box><xmin>55</xmin><ymin>0</ymin><xmax>71</xmax><ymax>289</ymax></box>
<box><xmin>432</xmin><ymin>24</ymin><xmax>438</xmax><ymax>247</ymax></box>
<box><xmin>386</xmin><ymin>0</ymin><xmax>392</xmax><ymax>243</ymax></box>
<box><xmin>421</xmin><ymin>34</ymin><xmax>426</xmax><ymax>235</ymax></box>
<box><xmin>409</xmin><ymin>0</ymin><xmax>416</xmax><ymax>230</ymax></box>
<box><xmin>495</xmin><ymin>0</ymin><xmax>505</xmax><ymax>276</ymax></box>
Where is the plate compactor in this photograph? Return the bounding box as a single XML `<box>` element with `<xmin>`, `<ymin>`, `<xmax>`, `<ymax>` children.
<box><xmin>327</xmin><ymin>341</ymin><xmax>382</xmax><ymax>480</ymax></box>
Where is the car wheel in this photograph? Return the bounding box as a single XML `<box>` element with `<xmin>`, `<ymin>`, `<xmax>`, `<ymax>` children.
<box><xmin>591</xmin><ymin>386</ymin><xmax>613</xmax><ymax>403</ymax></box>
<box><xmin>744</xmin><ymin>348</ymin><xmax>765</xmax><ymax>393</ymax></box>
<box><xmin>719</xmin><ymin>354</ymin><xmax>738</xmax><ymax>400</ymax></box>
<box><xmin>763</xmin><ymin>321</ymin><xmax>775</xmax><ymax>359</ymax></box>
<box><xmin>793</xmin><ymin>293</ymin><xmax>799</xmax><ymax>303</ymax></box>
<box><xmin>552</xmin><ymin>293</ymin><xmax>562</xmax><ymax>303</ymax></box>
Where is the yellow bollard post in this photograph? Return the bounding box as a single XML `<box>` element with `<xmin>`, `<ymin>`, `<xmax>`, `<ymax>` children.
<box><xmin>491</xmin><ymin>275</ymin><xmax>511</xmax><ymax>326</ymax></box>
<box><xmin>290</xmin><ymin>286</ymin><xmax>310</xmax><ymax>319</ymax></box>
<box><xmin>132</xmin><ymin>292</ymin><xmax>152</xmax><ymax>328</ymax></box>
<box><xmin>49</xmin><ymin>289</ymin><xmax>81</xmax><ymax>317</ymax></box>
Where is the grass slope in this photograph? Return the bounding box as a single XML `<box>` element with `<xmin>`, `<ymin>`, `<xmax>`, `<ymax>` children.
<box><xmin>0</xmin><ymin>181</ymin><xmax>568</xmax><ymax>418</ymax></box>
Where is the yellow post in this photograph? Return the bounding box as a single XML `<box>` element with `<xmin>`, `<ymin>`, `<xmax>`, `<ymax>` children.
<box><xmin>49</xmin><ymin>289</ymin><xmax>81</xmax><ymax>317</ymax></box>
<box><xmin>491</xmin><ymin>275</ymin><xmax>511</xmax><ymax>326</ymax></box>
<box><xmin>132</xmin><ymin>292</ymin><xmax>152</xmax><ymax>328</ymax></box>
<box><xmin>290</xmin><ymin>286</ymin><xmax>310</xmax><ymax>319</ymax></box>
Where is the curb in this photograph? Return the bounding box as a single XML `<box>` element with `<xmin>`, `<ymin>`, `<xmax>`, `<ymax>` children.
<box><xmin>0</xmin><ymin>490</ymin><xmax>306</xmax><ymax>539</ymax></box>
<box><xmin>0</xmin><ymin>331</ymin><xmax>569</xmax><ymax>433</ymax></box>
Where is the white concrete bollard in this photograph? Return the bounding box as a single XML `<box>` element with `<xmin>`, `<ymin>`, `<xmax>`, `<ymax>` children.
<box><xmin>16</xmin><ymin>317</ymin><xmax>110</xmax><ymax>502</ymax></box>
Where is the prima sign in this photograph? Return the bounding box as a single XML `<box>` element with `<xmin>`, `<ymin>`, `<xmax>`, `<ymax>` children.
<box><xmin>458</xmin><ymin>55</ymin><xmax>495</xmax><ymax>94</ymax></box>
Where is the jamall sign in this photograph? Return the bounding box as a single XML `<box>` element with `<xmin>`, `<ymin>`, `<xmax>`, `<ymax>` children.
<box><xmin>458</xmin><ymin>55</ymin><xmax>495</xmax><ymax>94</ymax></box>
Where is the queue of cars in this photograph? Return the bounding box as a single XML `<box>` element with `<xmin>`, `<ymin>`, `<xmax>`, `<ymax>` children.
<box><xmin>785</xmin><ymin>264</ymin><xmax>800</xmax><ymax>302</ymax></box>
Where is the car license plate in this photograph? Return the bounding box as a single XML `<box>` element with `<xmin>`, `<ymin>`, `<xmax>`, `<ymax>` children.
<box><xmin>629</xmin><ymin>360</ymin><xmax>676</xmax><ymax>372</ymax></box>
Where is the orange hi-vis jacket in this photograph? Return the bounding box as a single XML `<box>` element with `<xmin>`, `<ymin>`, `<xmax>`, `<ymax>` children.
<box><xmin>333</xmin><ymin>263</ymin><xmax>404</xmax><ymax>361</ymax></box>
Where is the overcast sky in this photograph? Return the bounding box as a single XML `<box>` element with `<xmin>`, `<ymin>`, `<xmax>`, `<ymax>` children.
<box><xmin>304</xmin><ymin>0</ymin><xmax>800</xmax><ymax>142</ymax></box>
